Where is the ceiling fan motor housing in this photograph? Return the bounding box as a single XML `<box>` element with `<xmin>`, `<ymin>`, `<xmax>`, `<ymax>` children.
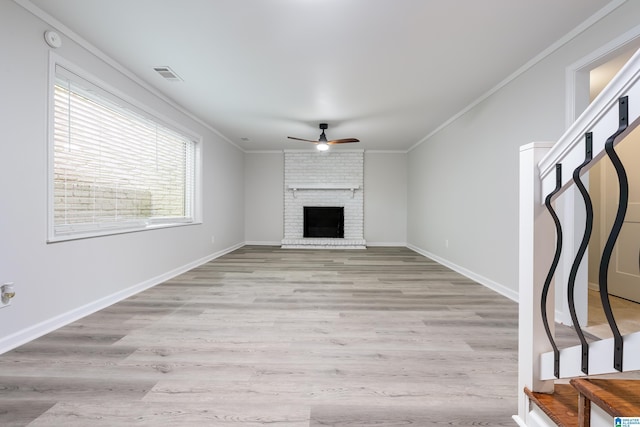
<box><xmin>318</xmin><ymin>123</ymin><xmax>328</xmax><ymax>142</ymax></box>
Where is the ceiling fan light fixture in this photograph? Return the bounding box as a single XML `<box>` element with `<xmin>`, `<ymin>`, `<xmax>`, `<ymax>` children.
<box><xmin>287</xmin><ymin>123</ymin><xmax>358</xmax><ymax>149</ymax></box>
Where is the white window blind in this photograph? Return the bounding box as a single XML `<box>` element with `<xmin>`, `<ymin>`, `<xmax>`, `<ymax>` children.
<box><xmin>51</xmin><ymin>64</ymin><xmax>196</xmax><ymax>240</ymax></box>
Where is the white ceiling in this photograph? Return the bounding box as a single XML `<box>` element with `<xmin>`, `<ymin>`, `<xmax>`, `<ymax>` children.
<box><xmin>25</xmin><ymin>0</ymin><xmax>616</xmax><ymax>151</ymax></box>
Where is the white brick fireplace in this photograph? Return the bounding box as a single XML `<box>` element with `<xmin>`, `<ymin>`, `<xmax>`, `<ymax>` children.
<box><xmin>281</xmin><ymin>150</ymin><xmax>366</xmax><ymax>249</ymax></box>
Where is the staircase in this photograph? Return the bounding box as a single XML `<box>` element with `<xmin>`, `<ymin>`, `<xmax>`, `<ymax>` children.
<box><xmin>525</xmin><ymin>379</ymin><xmax>640</xmax><ymax>427</ymax></box>
<box><xmin>517</xmin><ymin>45</ymin><xmax>640</xmax><ymax>426</ymax></box>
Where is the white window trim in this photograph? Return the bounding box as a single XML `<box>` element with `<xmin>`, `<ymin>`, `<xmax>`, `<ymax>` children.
<box><xmin>47</xmin><ymin>53</ymin><xmax>202</xmax><ymax>243</ymax></box>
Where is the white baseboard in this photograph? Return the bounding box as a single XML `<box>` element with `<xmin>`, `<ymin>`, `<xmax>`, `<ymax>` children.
<box><xmin>407</xmin><ymin>244</ymin><xmax>519</xmax><ymax>302</ymax></box>
<box><xmin>0</xmin><ymin>242</ymin><xmax>244</xmax><ymax>355</ymax></box>
<box><xmin>246</xmin><ymin>240</ymin><xmax>408</xmax><ymax>247</ymax></box>
<box><xmin>244</xmin><ymin>241</ymin><xmax>282</xmax><ymax>246</ymax></box>
<box><xmin>245</xmin><ymin>240</ymin><xmax>408</xmax><ymax>248</ymax></box>
<box><xmin>365</xmin><ymin>241</ymin><xmax>407</xmax><ymax>247</ymax></box>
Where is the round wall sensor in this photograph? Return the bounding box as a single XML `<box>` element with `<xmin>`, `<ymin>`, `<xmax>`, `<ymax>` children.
<box><xmin>44</xmin><ymin>30</ymin><xmax>62</xmax><ymax>48</ymax></box>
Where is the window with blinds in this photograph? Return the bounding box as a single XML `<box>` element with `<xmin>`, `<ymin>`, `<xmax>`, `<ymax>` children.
<box><xmin>50</xmin><ymin>63</ymin><xmax>198</xmax><ymax>241</ymax></box>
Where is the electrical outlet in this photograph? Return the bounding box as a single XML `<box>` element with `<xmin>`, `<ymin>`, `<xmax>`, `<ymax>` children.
<box><xmin>211</xmin><ymin>235</ymin><xmax>215</xmax><ymax>244</ymax></box>
<box><xmin>445</xmin><ymin>239</ymin><xmax>449</xmax><ymax>248</ymax></box>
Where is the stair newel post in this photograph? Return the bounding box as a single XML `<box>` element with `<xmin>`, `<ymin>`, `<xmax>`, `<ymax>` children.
<box><xmin>518</xmin><ymin>142</ymin><xmax>556</xmax><ymax>421</ymax></box>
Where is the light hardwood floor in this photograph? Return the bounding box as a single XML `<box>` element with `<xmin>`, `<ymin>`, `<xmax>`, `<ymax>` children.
<box><xmin>0</xmin><ymin>246</ymin><xmax>521</xmax><ymax>426</ymax></box>
<box><xmin>586</xmin><ymin>289</ymin><xmax>640</xmax><ymax>338</ymax></box>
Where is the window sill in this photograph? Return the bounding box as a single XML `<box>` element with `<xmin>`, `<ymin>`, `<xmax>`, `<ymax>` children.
<box><xmin>48</xmin><ymin>220</ymin><xmax>201</xmax><ymax>243</ymax></box>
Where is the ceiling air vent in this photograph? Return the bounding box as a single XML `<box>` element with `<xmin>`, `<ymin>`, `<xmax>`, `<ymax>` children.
<box><xmin>153</xmin><ymin>66</ymin><xmax>183</xmax><ymax>82</ymax></box>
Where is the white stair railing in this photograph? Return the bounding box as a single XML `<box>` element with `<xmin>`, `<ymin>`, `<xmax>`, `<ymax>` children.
<box><xmin>518</xmin><ymin>47</ymin><xmax>640</xmax><ymax>424</ymax></box>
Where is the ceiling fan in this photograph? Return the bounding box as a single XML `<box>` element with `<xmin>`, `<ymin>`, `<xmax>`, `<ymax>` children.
<box><xmin>288</xmin><ymin>123</ymin><xmax>359</xmax><ymax>151</ymax></box>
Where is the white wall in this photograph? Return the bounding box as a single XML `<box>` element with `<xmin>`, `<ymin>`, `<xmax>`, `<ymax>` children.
<box><xmin>245</xmin><ymin>152</ymin><xmax>284</xmax><ymax>245</ymax></box>
<box><xmin>364</xmin><ymin>152</ymin><xmax>407</xmax><ymax>245</ymax></box>
<box><xmin>0</xmin><ymin>1</ymin><xmax>245</xmax><ymax>351</ymax></box>
<box><xmin>244</xmin><ymin>151</ymin><xmax>407</xmax><ymax>246</ymax></box>
<box><xmin>407</xmin><ymin>1</ymin><xmax>640</xmax><ymax>300</ymax></box>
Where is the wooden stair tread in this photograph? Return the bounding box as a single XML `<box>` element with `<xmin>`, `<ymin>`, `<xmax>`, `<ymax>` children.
<box><xmin>570</xmin><ymin>378</ymin><xmax>640</xmax><ymax>417</ymax></box>
<box><xmin>525</xmin><ymin>385</ymin><xmax>579</xmax><ymax>427</ymax></box>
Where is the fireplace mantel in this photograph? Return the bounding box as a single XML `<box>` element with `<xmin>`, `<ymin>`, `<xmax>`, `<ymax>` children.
<box><xmin>288</xmin><ymin>184</ymin><xmax>360</xmax><ymax>198</ymax></box>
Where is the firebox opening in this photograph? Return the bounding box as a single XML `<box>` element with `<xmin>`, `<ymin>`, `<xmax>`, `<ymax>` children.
<box><xmin>304</xmin><ymin>206</ymin><xmax>344</xmax><ymax>238</ymax></box>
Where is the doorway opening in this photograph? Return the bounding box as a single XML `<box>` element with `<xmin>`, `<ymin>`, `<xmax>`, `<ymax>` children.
<box><xmin>579</xmin><ymin>41</ymin><xmax>640</xmax><ymax>338</ymax></box>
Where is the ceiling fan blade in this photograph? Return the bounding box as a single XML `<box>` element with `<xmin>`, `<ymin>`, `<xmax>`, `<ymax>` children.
<box><xmin>327</xmin><ymin>138</ymin><xmax>360</xmax><ymax>145</ymax></box>
<box><xmin>287</xmin><ymin>136</ymin><xmax>319</xmax><ymax>143</ymax></box>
